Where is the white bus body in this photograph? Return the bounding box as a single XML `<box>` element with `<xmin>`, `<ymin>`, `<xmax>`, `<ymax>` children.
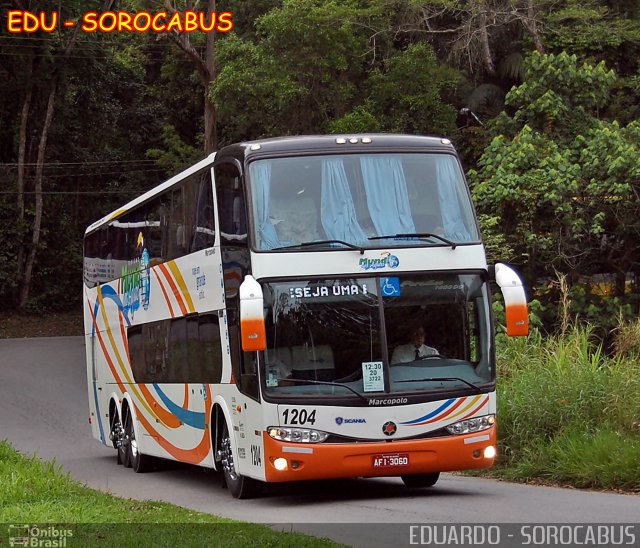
<box><xmin>83</xmin><ymin>135</ymin><xmax>527</xmax><ymax>498</ymax></box>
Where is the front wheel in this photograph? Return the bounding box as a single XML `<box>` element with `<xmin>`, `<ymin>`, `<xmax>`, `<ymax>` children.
<box><xmin>401</xmin><ymin>472</ymin><xmax>440</xmax><ymax>488</ymax></box>
<box><xmin>219</xmin><ymin>422</ymin><xmax>262</xmax><ymax>499</ymax></box>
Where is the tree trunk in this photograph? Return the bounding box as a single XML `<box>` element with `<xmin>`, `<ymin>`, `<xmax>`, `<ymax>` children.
<box><xmin>19</xmin><ymin>84</ymin><xmax>57</xmax><ymax>309</ymax></box>
<box><xmin>204</xmin><ymin>0</ymin><xmax>217</xmax><ymax>153</ymax></box>
<box><xmin>477</xmin><ymin>4</ymin><xmax>495</xmax><ymax>75</ymax></box>
<box><xmin>16</xmin><ymin>86</ymin><xmax>32</xmax><ymax>283</ymax></box>
<box><xmin>525</xmin><ymin>0</ymin><xmax>545</xmax><ymax>53</ymax></box>
<box><xmin>166</xmin><ymin>0</ymin><xmax>218</xmax><ymax>153</ymax></box>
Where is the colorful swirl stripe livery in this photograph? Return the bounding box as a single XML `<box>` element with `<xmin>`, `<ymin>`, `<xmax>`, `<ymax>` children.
<box><xmin>400</xmin><ymin>395</ymin><xmax>490</xmax><ymax>426</ymax></box>
<box><xmin>86</xmin><ymin>257</ymin><xmax>212</xmax><ymax>464</ymax></box>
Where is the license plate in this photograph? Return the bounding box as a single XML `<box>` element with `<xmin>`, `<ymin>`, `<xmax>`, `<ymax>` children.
<box><xmin>372</xmin><ymin>453</ymin><xmax>410</xmax><ymax>468</ymax></box>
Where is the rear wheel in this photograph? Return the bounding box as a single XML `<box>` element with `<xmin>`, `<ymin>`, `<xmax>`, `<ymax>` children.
<box><xmin>110</xmin><ymin>411</ymin><xmax>127</xmax><ymax>466</ymax></box>
<box><xmin>219</xmin><ymin>422</ymin><xmax>262</xmax><ymax>499</ymax></box>
<box><xmin>401</xmin><ymin>472</ymin><xmax>440</xmax><ymax>488</ymax></box>
<box><xmin>124</xmin><ymin>409</ymin><xmax>152</xmax><ymax>473</ymax></box>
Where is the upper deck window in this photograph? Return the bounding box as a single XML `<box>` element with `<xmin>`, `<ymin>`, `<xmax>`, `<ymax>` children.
<box><xmin>248</xmin><ymin>153</ymin><xmax>479</xmax><ymax>251</ymax></box>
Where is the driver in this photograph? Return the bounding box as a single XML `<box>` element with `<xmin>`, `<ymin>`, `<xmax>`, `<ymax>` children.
<box><xmin>391</xmin><ymin>326</ymin><xmax>438</xmax><ymax>364</ymax></box>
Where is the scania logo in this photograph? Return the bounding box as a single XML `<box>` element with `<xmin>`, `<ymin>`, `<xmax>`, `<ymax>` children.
<box><xmin>382</xmin><ymin>421</ymin><xmax>397</xmax><ymax>436</ymax></box>
<box><xmin>336</xmin><ymin>417</ymin><xmax>366</xmax><ymax>425</ymax></box>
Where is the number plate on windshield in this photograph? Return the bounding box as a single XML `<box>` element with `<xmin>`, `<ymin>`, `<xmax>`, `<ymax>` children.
<box><xmin>372</xmin><ymin>453</ymin><xmax>410</xmax><ymax>468</ymax></box>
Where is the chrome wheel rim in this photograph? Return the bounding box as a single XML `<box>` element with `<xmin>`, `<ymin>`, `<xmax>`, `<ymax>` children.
<box><xmin>221</xmin><ymin>435</ymin><xmax>238</xmax><ymax>481</ymax></box>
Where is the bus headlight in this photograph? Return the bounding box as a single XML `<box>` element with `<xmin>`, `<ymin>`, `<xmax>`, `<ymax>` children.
<box><xmin>268</xmin><ymin>427</ymin><xmax>329</xmax><ymax>443</ymax></box>
<box><xmin>446</xmin><ymin>414</ymin><xmax>495</xmax><ymax>435</ymax></box>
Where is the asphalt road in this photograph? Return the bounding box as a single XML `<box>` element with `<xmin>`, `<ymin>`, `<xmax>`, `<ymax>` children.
<box><xmin>1</xmin><ymin>336</ymin><xmax>638</xmax><ymax>547</ymax></box>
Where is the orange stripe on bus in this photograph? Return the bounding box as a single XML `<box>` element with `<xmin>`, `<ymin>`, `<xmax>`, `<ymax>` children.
<box><xmin>158</xmin><ymin>263</ymin><xmax>188</xmax><ymax>315</ymax></box>
<box><xmin>423</xmin><ymin>396</ymin><xmax>467</xmax><ymax>424</ymax></box>
<box><xmin>447</xmin><ymin>395</ymin><xmax>482</xmax><ymax>421</ymax></box>
<box><xmin>458</xmin><ymin>395</ymin><xmax>490</xmax><ymax>421</ymax></box>
<box><xmin>167</xmin><ymin>260</ymin><xmax>195</xmax><ymax>313</ymax></box>
<box><xmin>183</xmin><ymin>383</ymin><xmax>189</xmax><ymax>408</ymax></box>
<box><xmin>133</xmin><ymin>385</ymin><xmax>212</xmax><ymax>464</ymax></box>
<box><xmin>152</xmin><ymin>267</ymin><xmax>175</xmax><ymax>317</ymax></box>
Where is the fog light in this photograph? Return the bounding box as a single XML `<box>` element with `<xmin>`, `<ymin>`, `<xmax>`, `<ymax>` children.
<box><xmin>274</xmin><ymin>458</ymin><xmax>288</xmax><ymax>471</ymax></box>
<box><xmin>484</xmin><ymin>445</ymin><xmax>496</xmax><ymax>459</ymax></box>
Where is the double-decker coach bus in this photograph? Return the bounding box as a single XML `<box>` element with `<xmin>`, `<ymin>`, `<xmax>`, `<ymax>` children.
<box><xmin>83</xmin><ymin>134</ymin><xmax>528</xmax><ymax>498</ymax></box>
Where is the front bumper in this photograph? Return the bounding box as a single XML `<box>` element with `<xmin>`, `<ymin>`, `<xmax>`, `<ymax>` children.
<box><xmin>263</xmin><ymin>425</ymin><xmax>496</xmax><ymax>482</ymax></box>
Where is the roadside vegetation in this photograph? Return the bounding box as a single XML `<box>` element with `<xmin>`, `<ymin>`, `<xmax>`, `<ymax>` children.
<box><xmin>0</xmin><ymin>441</ymin><xmax>340</xmax><ymax>547</ymax></box>
<box><xmin>0</xmin><ymin>311</ymin><xmax>83</xmax><ymax>339</ymax></box>
<box><xmin>490</xmin><ymin>320</ymin><xmax>640</xmax><ymax>492</ymax></box>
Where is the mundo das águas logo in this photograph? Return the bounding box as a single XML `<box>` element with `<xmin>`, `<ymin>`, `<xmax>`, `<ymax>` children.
<box><xmin>359</xmin><ymin>251</ymin><xmax>400</xmax><ymax>271</ymax></box>
<box><xmin>121</xmin><ymin>232</ymin><xmax>150</xmax><ymax>319</ymax></box>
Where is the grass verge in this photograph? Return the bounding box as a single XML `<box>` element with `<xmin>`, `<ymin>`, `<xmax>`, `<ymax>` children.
<box><xmin>0</xmin><ymin>441</ymin><xmax>341</xmax><ymax>547</ymax></box>
<box><xmin>488</xmin><ymin>323</ymin><xmax>640</xmax><ymax>492</ymax></box>
<box><xmin>0</xmin><ymin>311</ymin><xmax>83</xmax><ymax>339</ymax></box>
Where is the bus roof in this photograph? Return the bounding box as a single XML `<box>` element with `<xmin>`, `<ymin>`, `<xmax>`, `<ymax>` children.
<box><xmin>84</xmin><ymin>152</ymin><xmax>217</xmax><ymax>235</ymax></box>
<box><xmin>226</xmin><ymin>133</ymin><xmax>456</xmax><ymax>161</ymax></box>
<box><xmin>85</xmin><ymin>134</ymin><xmax>456</xmax><ymax>236</ymax></box>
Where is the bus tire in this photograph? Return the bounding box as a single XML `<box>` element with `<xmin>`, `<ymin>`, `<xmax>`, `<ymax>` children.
<box><xmin>401</xmin><ymin>472</ymin><xmax>440</xmax><ymax>488</ymax></box>
<box><xmin>111</xmin><ymin>411</ymin><xmax>127</xmax><ymax>467</ymax></box>
<box><xmin>120</xmin><ymin>407</ymin><xmax>133</xmax><ymax>468</ymax></box>
<box><xmin>123</xmin><ymin>406</ymin><xmax>152</xmax><ymax>473</ymax></box>
<box><xmin>220</xmin><ymin>422</ymin><xmax>262</xmax><ymax>499</ymax></box>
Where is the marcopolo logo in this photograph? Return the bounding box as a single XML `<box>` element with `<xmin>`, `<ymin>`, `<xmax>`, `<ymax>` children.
<box><xmin>335</xmin><ymin>417</ymin><xmax>367</xmax><ymax>425</ymax></box>
<box><xmin>368</xmin><ymin>397</ymin><xmax>408</xmax><ymax>406</ymax></box>
<box><xmin>359</xmin><ymin>251</ymin><xmax>399</xmax><ymax>271</ymax></box>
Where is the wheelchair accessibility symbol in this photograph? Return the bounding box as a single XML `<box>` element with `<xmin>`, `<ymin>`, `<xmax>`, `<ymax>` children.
<box><xmin>381</xmin><ymin>277</ymin><xmax>401</xmax><ymax>297</ymax></box>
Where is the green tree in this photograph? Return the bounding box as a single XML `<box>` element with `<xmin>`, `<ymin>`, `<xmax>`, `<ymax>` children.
<box><xmin>330</xmin><ymin>43</ymin><xmax>463</xmax><ymax>136</ymax></box>
<box><xmin>469</xmin><ymin>51</ymin><xmax>639</xmax><ymax>330</ymax></box>
<box><xmin>212</xmin><ymin>0</ymin><xmax>369</xmax><ymax>143</ymax></box>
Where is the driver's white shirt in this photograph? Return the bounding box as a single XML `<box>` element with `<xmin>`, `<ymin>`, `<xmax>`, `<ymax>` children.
<box><xmin>391</xmin><ymin>343</ymin><xmax>438</xmax><ymax>364</ymax></box>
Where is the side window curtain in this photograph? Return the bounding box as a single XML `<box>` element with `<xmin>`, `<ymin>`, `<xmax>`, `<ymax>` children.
<box><xmin>436</xmin><ymin>155</ymin><xmax>473</xmax><ymax>241</ymax></box>
<box><xmin>250</xmin><ymin>161</ymin><xmax>281</xmax><ymax>250</ymax></box>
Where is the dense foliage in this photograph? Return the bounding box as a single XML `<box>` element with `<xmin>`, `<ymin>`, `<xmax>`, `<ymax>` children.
<box><xmin>0</xmin><ymin>0</ymin><xmax>638</xmax><ymax>337</ymax></box>
<box><xmin>492</xmin><ymin>323</ymin><xmax>640</xmax><ymax>490</ymax></box>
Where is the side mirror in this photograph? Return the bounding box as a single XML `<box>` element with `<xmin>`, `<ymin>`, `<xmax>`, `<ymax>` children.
<box><xmin>494</xmin><ymin>263</ymin><xmax>529</xmax><ymax>337</ymax></box>
<box><xmin>239</xmin><ymin>275</ymin><xmax>267</xmax><ymax>351</ymax></box>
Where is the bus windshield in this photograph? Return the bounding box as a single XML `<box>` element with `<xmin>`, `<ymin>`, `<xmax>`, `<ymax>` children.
<box><xmin>261</xmin><ymin>273</ymin><xmax>493</xmax><ymax>401</ymax></box>
<box><xmin>248</xmin><ymin>153</ymin><xmax>479</xmax><ymax>251</ymax></box>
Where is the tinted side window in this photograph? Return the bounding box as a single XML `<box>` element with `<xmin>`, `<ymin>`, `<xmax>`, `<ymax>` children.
<box><xmin>192</xmin><ymin>172</ymin><xmax>216</xmax><ymax>252</ymax></box>
<box><xmin>83</xmin><ymin>168</ymin><xmax>214</xmax><ymax>287</ymax></box>
<box><xmin>128</xmin><ymin>312</ymin><xmax>223</xmax><ymax>383</ymax></box>
<box><xmin>215</xmin><ymin>163</ymin><xmax>247</xmax><ymax>245</ymax></box>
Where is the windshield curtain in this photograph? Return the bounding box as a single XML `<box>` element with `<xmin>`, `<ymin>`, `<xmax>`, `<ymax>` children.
<box><xmin>248</xmin><ymin>153</ymin><xmax>479</xmax><ymax>251</ymax></box>
<box><xmin>261</xmin><ymin>273</ymin><xmax>493</xmax><ymax>400</ymax></box>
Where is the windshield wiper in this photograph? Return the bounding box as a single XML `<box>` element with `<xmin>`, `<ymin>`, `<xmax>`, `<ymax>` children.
<box><xmin>368</xmin><ymin>233</ymin><xmax>457</xmax><ymax>249</ymax></box>
<box><xmin>273</xmin><ymin>240</ymin><xmax>365</xmax><ymax>254</ymax></box>
<box><xmin>276</xmin><ymin>378</ymin><xmax>368</xmax><ymax>402</ymax></box>
<box><xmin>395</xmin><ymin>376</ymin><xmax>481</xmax><ymax>393</ymax></box>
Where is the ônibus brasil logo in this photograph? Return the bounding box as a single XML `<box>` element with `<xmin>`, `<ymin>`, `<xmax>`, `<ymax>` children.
<box><xmin>359</xmin><ymin>251</ymin><xmax>399</xmax><ymax>271</ymax></box>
